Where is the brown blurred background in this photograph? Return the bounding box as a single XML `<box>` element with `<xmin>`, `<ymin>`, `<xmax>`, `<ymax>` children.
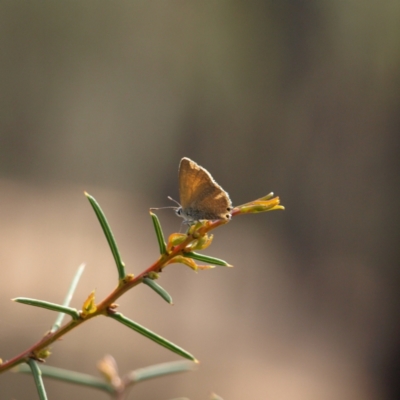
<box><xmin>1</xmin><ymin>2</ymin><xmax>399</xmax><ymax>399</ymax></box>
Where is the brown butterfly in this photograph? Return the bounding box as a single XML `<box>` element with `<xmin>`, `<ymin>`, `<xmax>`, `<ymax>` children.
<box><xmin>173</xmin><ymin>157</ymin><xmax>233</xmax><ymax>223</ymax></box>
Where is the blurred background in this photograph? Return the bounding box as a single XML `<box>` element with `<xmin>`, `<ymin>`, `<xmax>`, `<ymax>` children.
<box><xmin>0</xmin><ymin>2</ymin><xmax>399</xmax><ymax>399</ymax></box>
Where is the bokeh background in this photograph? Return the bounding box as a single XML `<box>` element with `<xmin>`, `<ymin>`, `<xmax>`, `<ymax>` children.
<box><xmin>1</xmin><ymin>2</ymin><xmax>399</xmax><ymax>399</ymax></box>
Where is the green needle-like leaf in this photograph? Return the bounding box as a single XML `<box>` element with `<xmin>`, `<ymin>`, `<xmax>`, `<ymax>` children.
<box><xmin>150</xmin><ymin>212</ymin><xmax>167</xmax><ymax>254</ymax></box>
<box><xmin>51</xmin><ymin>263</ymin><xmax>85</xmax><ymax>332</ymax></box>
<box><xmin>125</xmin><ymin>360</ymin><xmax>196</xmax><ymax>386</ymax></box>
<box><xmin>184</xmin><ymin>252</ymin><xmax>232</xmax><ymax>267</ymax></box>
<box><xmin>13</xmin><ymin>298</ymin><xmax>80</xmax><ymax>320</ymax></box>
<box><xmin>15</xmin><ymin>363</ymin><xmax>114</xmax><ymax>394</ymax></box>
<box><xmin>168</xmin><ymin>398</ymin><xmax>190</xmax><ymax>400</ymax></box>
<box><xmin>27</xmin><ymin>359</ymin><xmax>48</xmax><ymax>400</ymax></box>
<box><xmin>109</xmin><ymin>312</ymin><xmax>197</xmax><ymax>362</ymax></box>
<box><xmin>85</xmin><ymin>192</ymin><xmax>126</xmax><ymax>280</ymax></box>
<box><xmin>258</xmin><ymin>192</ymin><xmax>274</xmax><ymax>200</ymax></box>
<box><xmin>143</xmin><ymin>277</ymin><xmax>173</xmax><ymax>304</ymax></box>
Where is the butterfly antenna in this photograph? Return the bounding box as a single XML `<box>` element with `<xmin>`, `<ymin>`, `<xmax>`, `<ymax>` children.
<box><xmin>149</xmin><ymin>197</ymin><xmax>181</xmax><ymax>211</ymax></box>
<box><xmin>167</xmin><ymin>196</ymin><xmax>181</xmax><ymax>207</ymax></box>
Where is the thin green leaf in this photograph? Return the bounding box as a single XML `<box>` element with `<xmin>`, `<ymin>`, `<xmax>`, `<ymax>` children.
<box><xmin>85</xmin><ymin>192</ymin><xmax>126</xmax><ymax>280</ymax></box>
<box><xmin>150</xmin><ymin>212</ymin><xmax>167</xmax><ymax>254</ymax></box>
<box><xmin>27</xmin><ymin>359</ymin><xmax>48</xmax><ymax>400</ymax></box>
<box><xmin>168</xmin><ymin>398</ymin><xmax>190</xmax><ymax>400</ymax></box>
<box><xmin>15</xmin><ymin>363</ymin><xmax>114</xmax><ymax>394</ymax></box>
<box><xmin>183</xmin><ymin>252</ymin><xmax>232</xmax><ymax>267</ymax></box>
<box><xmin>258</xmin><ymin>192</ymin><xmax>274</xmax><ymax>200</ymax></box>
<box><xmin>125</xmin><ymin>360</ymin><xmax>196</xmax><ymax>386</ymax></box>
<box><xmin>143</xmin><ymin>277</ymin><xmax>173</xmax><ymax>304</ymax></box>
<box><xmin>51</xmin><ymin>263</ymin><xmax>86</xmax><ymax>332</ymax></box>
<box><xmin>110</xmin><ymin>312</ymin><xmax>197</xmax><ymax>362</ymax></box>
<box><xmin>13</xmin><ymin>298</ymin><xmax>80</xmax><ymax>320</ymax></box>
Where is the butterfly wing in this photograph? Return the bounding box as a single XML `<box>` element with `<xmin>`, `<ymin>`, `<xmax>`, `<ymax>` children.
<box><xmin>179</xmin><ymin>157</ymin><xmax>232</xmax><ymax>221</ymax></box>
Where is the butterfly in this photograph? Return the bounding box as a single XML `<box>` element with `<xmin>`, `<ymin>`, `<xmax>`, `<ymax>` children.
<box><xmin>172</xmin><ymin>157</ymin><xmax>233</xmax><ymax>223</ymax></box>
